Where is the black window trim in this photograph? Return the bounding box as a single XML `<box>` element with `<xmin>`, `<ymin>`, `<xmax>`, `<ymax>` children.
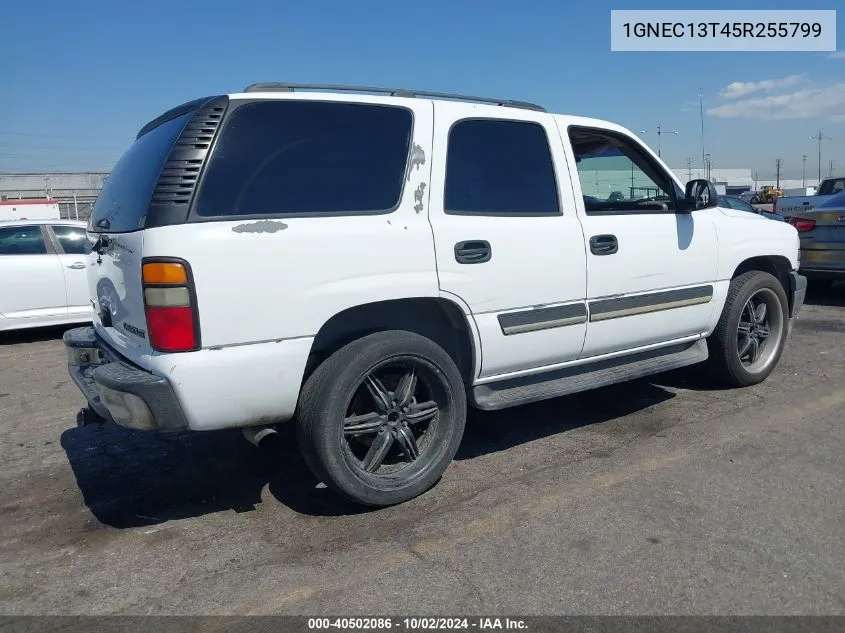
<box><xmin>443</xmin><ymin>116</ymin><xmax>563</xmax><ymax>218</ymax></box>
<box><xmin>567</xmin><ymin>125</ymin><xmax>685</xmax><ymax>217</ymax></box>
<box><xmin>0</xmin><ymin>224</ymin><xmax>55</xmax><ymax>256</ymax></box>
<box><xmin>186</xmin><ymin>98</ymin><xmax>417</xmax><ymax>224</ymax></box>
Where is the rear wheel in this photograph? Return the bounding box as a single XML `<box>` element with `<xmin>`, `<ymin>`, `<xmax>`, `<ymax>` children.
<box><xmin>706</xmin><ymin>271</ymin><xmax>789</xmax><ymax>387</ymax></box>
<box><xmin>296</xmin><ymin>330</ymin><xmax>467</xmax><ymax>507</ymax></box>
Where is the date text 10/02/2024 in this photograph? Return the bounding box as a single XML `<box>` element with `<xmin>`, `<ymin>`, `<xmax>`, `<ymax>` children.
<box><xmin>307</xmin><ymin>618</ymin><xmax>528</xmax><ymax>630</ymax></box>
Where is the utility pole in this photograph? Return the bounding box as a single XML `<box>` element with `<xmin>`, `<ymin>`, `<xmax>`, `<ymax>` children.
<box><xmin>753</xmin><ymin>171</ymin><xmax>759</xmax><ymax>190</ymax></box>
<box><xmin>809</xmin><ymin>130</ymin><xmax>832</xmax><ymax>184</ymax></box>
<box><xmin>699</xmin><ymin>88</ymin><xmax>706</xmax><ymax>175</ymax></box>
<box><xmin>802</xmin><ymin>154</ymin><xmax>807</xmax><ymax>187</ymax></box>
<box><xmin>686</xmin><ymin>156</ymin><xmax>693</xmax><ymax>181</ymax></box>
<box><xmin>639</xmin><ymin>123</ymin><xmax>678</xmax><ymax>158</ymax></box>
<box><xmin>775</xmin><ymin>159</ymin><xmax>783</xmax><ymax>189</ymax></box>
<box><xmin>830</xmin><ymin>160</ymin><xmax>836</xmax><ymax>178</ymax></box>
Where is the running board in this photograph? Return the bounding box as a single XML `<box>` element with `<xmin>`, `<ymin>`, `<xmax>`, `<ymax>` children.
<box><xmin>471</xmin><ymin>339</ymin><xmax>708</xmax><ymax>411</ymax></box>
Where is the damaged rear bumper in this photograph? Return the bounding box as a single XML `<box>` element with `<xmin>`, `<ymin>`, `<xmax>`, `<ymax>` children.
<box><xmin>64</xmin><ymin>326</ymin><xmax>188</xmax><ymax>431</ymax></box>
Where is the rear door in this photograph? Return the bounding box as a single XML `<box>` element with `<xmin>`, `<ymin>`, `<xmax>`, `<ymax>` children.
<box><xmin>48</xmin><ymin>224</ymin><xmax>92</xmax><ymax>317</ymax></box>
<box><xmin>428</xmin><ymin>103</ymin><xmax>588</xmax><ymax>379</ymax></box>
<box><xmin>0</xmin><ymin>224</ymin><xmax>67</xmax><ymax>321</ymax></box>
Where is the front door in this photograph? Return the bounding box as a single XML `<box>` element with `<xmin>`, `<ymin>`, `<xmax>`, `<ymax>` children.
<box><xmin>561</xmin><ymin>124</ymin><xmax>719</xmax><ymax>358</ymax></box>
<box><xmin>0</xmin><ymin>224</ymin><xmax>67</xmax><ymax>321</ymax></box>
<box><xmin>428</xmin><ymin>103</ymin><xmax>588</xmax><ymax>379</ymax></box>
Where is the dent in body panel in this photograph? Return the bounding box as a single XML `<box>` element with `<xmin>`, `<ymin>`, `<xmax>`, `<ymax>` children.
<box><xmin>231</xmin><ymin>220</ymin><xmax>289</xmax><ymax>234</ymax></box>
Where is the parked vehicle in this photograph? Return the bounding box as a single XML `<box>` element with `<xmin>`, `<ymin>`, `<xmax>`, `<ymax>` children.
<box><xmin>788</xmin><ymin>189</ymin><xmax>845</xmax><ymax>289</ymax></box>
<box><xmin>750</xmin><ymin>186</ymin><xmax>783</xmax><ymax>205</ymax></box>
<box><xmin>718</xmin><ymin>195</ymin><xmax>785</xmax><ymax>222</ymax></box>
<box><xmin>776</xmin><ymin>176</ymin><xmax>845</xmax><ymax>218</ymax></box>
<box><xmin>64</xmin><ymin>84</ymin><xmax>805</xmax><ymax>507</ymax></box>
<box><xmin>0</xmin><ymin>220</ymin><xmax>92</xmax><ymax>331</ymax></box>
<box><xmin>0</xmin><ymin>199</ymin><xmax>61</xmax><ymax>222</ymax></box>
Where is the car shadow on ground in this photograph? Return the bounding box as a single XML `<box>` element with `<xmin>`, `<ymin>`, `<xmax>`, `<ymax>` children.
<box><xmin>61</xmin><ymin>379</ymin><xmax>677</xmax><ymax>525</ymax></box>
<box><xmin>0</xmin><ymin>324</ymin><xmax>78</xmax><ymax>346</ymax></box>
<box><xmin>803</xmin><ymin>281</ymin><xmax>845</xmax><ymax>308</ymax></box>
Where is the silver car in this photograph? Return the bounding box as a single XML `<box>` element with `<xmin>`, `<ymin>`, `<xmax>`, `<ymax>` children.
<box><xmin>788</xmin><ymin>189</ymin><xmax>845</xmax><ymax>289</ymax></box>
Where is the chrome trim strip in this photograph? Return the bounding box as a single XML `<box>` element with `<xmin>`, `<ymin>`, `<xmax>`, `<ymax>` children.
<box><xmin>589</xmin><ymin>285</ymin><xmax>714</xmax><ymax>322</ymax></box>
<box><xmin>498</xmin><ymin>303</ymin><xmax>587</xmax><ymax>335</ymax></box>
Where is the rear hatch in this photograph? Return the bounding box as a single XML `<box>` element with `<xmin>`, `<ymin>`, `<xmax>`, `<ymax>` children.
<box><xmin>87</xmin><ymin>97</ymin><xmax>225</xmax><ymax>369</ymax></box>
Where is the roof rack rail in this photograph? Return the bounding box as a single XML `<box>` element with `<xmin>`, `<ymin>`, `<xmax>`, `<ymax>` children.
<box><xmin>241</xmin><ymin>82</ymin><xmax>546</xmax><ymax>112</ymax></box>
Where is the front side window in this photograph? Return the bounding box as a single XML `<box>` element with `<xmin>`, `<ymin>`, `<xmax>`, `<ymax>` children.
<box><xmin>444</xmin><ymin>119</ymin><xmax>559</xmax><ymax>215</ymax></box>
<box><xmin>52</xmin><ymin>225</ymin><xmax>90</xmax><ymax>254</ymax></box>
<box><xmin>569</xmin><ymin>127</ymin><xmax>677</xmax><ymax>214</ymax></box>
<box><xmin>0</xmin><ymin>225</ymin><xmax>47</xmax><ymax>255</ymax></box>
<box><xmin>194</xmin><ymin>100</ymin><xmax>413</xmax><ymax>217</ymax></box>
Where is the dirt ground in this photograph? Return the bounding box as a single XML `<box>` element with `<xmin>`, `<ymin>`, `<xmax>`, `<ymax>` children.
<box><xmin>1</xmin><ymin>286</ymin><xmax>843</xmax><ymax>615</ymax></box>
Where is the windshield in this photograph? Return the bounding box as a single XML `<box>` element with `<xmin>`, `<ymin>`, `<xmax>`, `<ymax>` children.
<box><xmin>89</xmin><ymin>112</ymin><xmax>193</xmax><ymax>233</ymax></box>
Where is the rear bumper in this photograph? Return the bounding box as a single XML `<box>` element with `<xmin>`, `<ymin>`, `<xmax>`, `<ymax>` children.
<box><xmin>64</xmin><ymin>326</ymin><xmax>188</xmax><ymax>431</ymax></box>
<box><xmin>798</xmin><ymin>268</ymin><xmax>845</xmax><ymax>281</ymax></box>
<box><xmin>789</xmin><ymin>271</ymin><xmax>807</xmax><ymax>319</ymax></box>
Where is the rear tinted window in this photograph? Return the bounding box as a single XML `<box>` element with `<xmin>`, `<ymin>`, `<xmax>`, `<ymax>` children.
<box><xmin>89</xmin><ymin>112</ymin><xmax>192</xmax><ymax>232</ymax></box>
<box><xmin>0</xmin><ymin>225</ymin><xmax>47</xmax><ymax>255</ymax></box>
<box><xmin>194</xmin><ymin>101</ymin><xmax>413</xmax><ymax>217</ymax></box>
<box><xmin>445</xmin><ymin>119</ymin><xmax>559</xmax><ymax>215</ymax></box>
<box><xmin>818</xmin><ymin>178</ymin><xmax>845</xmax><ymax>196</ymax></box>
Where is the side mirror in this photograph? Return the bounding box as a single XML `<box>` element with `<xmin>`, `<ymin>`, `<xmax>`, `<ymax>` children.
<box><xmin>681</xmin><ymin>179</ymin><xmax>719</xmax><ymax>212</ymax></box>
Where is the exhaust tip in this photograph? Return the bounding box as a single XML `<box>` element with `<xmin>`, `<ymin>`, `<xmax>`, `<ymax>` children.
<box><xmin>242</xmin><ymin>425</ymin><xmax>279</xmax><ymax>447</ymax></box>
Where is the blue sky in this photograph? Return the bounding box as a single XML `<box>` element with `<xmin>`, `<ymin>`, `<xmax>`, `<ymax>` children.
<box><xmin>1</xmin><ymin>0</ymin><xmax>843</xmax><ymax>181</ymax></box>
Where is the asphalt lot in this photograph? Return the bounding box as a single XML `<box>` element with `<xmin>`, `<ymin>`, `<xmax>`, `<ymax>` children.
<box><xmin>1</xmin><ymin>286</ymin><xmax>844</xmax><ymax>616</ymax></box>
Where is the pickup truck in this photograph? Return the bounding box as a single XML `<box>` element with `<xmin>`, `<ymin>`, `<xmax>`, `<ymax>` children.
<box><xmin>63</xmin><ymin>84</ymin><xmax>806</xmax><ymax>507</ymax></box>
<box><xmin>776</xmin><ymin>176</ymin><xmax>845</xmax><ymax>218</ymax></box>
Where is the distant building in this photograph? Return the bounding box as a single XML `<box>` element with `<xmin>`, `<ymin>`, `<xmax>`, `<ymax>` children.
<box><xmin>0</xmin><ymin>172</ymin><xmax>107</xmax><ymax>220</ymax></box>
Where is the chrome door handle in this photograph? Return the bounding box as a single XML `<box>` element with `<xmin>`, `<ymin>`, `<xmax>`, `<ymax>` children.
<box><xmin>67</xmin><ymin>262</ymin><xmax>86</xmax><ymax>270</ymax></box>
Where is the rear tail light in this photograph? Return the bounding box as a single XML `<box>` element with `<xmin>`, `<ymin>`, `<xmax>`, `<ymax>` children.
<box><xmin>772</xmin><ymin>198</ymin><xmax>777</xmax><ymax>212</ymax></box>
<box><xmin>141</xmin><ymin>259</ymin><xmax>200</xmax><ymax>352</ymax></box>
<box><xmin>789</xmin><ymin>217</ymin><xmax>816</xmax><ymax>233</ymax></box>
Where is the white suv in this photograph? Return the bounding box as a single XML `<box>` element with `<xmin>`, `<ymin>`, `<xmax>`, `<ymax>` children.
<box><xmin>64</xmin><ymin>84</ymin><xmax>806</xmax><ymax>506</ymax></box>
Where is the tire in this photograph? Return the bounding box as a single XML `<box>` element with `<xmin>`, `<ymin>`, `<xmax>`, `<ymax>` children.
<box><xmin>296</xmin><ymin>330</ymin><xmax>467</xmax><ymax>507</ymax></box>
<box><xmin>750</xmin><ymin>196</ymin><xmax>759</xmax><ymax>204</ymax></box>
<box><xmin>706</xmin><ymin>271</ymin><xmax>789</xmax><ymax>387</ymax></box>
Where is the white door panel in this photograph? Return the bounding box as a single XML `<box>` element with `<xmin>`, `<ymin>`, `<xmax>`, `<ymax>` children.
<box><xmin>0</xmin><ymin>254</ymin><xmax>67</xmax><ymax>319</ymax></box>
<box><xmin>0</xmin><ymin>224</ymin><xmax>67</xmax><ymax>321</ymax></box>
<box><xmin>428</xmin><ymin>104</ymin><xmax>588</xmax><ymax>379</ymax></box>
<box><xmin>558</xmin><ymin>120</ymin><xmax>720</xmax><ymax>358</ymax></box>
<box><xmin>56</xmin><ymin>254</ymin><xmax>92</xmax><ymax>313</ymax></box>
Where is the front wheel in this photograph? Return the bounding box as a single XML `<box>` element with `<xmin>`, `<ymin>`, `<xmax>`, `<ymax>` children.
<box><xmin>296</xmin><ymin>330</ymin><xmax>467</xmax><ymax>507</ymax></box>
<box><xmin>706</xmin><ymin>271</ymin><xmax>790</xmax><ymax>387</ymax></box>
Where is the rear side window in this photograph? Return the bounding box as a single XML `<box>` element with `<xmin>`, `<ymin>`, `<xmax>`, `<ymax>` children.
<box><xmin>0</xmin><ymin>225</ymin><xmax>47</xmax><ymax>255</ymax></box>
<box><xmin>52</xmin><ymin>225</ymin><xmax>90</xmax><ymax>254</ymax></box>
<box><xmin>445</xmin><ymin>119</ymin><xmax>559</xmax><ymax>215</ymax></box>
<box><xmin>194</xmin><ymin>101</ymin><xmax>413</xmax><ymax>217</ymax></box>
<box><xmin>89</xmin><ymin>112</ymin><xmax>193</xmax><ymax>233</ymax></box>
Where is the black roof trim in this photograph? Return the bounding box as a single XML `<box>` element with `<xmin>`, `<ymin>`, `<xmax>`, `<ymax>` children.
<box><xmin>241</xmin><ymin>82</ymin><xmax>546</xmax><ymax>112</ymax></box>
<box><xmin>136</xmin><ymin>95</ymin><xmax>224</xmax><ymax>140</ymax></box>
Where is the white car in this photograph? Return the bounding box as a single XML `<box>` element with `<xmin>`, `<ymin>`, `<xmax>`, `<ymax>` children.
<box><xmin>64</xmin><ymin>84</ymin><xmax>805</xmax><ymax>507</ymax></box>
<box><xmin>0</xmin><ymin>219</ymin><xmax>92</xmax><ymax>331</ymax></box>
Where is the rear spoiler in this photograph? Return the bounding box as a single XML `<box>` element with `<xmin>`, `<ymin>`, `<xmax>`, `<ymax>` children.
<box><xmin>136</xmin><ymin>95</ymin><xmax>223</xmax><ymax>140</ymax></box>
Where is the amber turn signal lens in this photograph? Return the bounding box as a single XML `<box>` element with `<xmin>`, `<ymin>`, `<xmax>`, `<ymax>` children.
<box><xmin>142</xmin><ymin>262</ymin><xmax>188</xmax><ymax>284</ymax></box>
